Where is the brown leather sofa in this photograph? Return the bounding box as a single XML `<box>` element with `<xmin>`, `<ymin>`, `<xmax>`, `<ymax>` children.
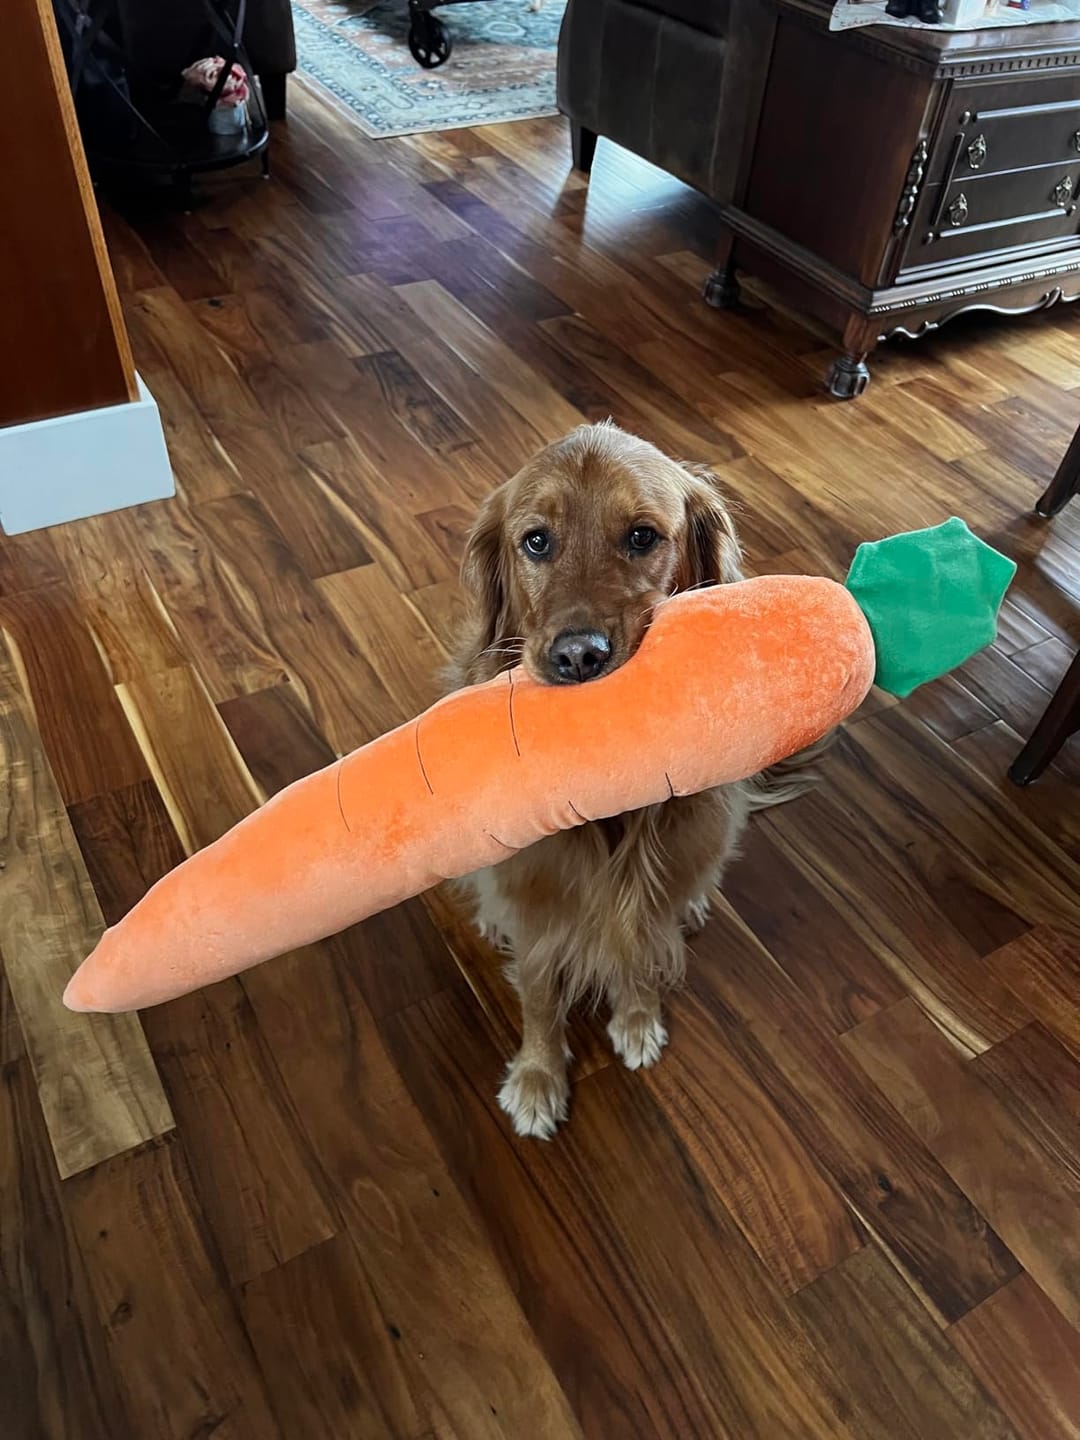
<box><xmin>557</xmin><ymin>0</ymin><xmax>776</xmax><ymax>219</ymax></box>
<box><xmin>116</xmin><ymin>0</ymin><xmax>296</xmax><ymax>118</ymax></box>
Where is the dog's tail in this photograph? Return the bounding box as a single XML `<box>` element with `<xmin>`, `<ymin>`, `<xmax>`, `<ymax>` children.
<box><xmin>744</xmin><ymin>731</ymin><xmax>836</xmax><ymax>812</ymax></box>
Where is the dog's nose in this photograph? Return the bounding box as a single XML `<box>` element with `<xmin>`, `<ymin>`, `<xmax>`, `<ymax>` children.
<box><xmin>548</xmin><ymin>629</ymin><xmax>612</xmax><ymax>683</ymax></box>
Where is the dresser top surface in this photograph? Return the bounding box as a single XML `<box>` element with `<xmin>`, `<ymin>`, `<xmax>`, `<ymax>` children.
<box><xmin>784</xmin><ymin>0</ymin><xmax>1080</xmax><ymax>63</ymax></box>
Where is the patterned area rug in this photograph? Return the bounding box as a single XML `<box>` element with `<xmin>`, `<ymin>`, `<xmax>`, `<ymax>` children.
<box><xmin>291</xmin><ymin>1</ymin><xmax>567</xmax><ymax>138</ymax></box>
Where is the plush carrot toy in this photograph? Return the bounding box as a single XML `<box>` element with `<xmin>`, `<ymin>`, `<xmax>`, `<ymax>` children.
<box><xmin>64</xmin><ymin>519</ymin><xmax>1014</xmax><ymax>1014</ymax></box>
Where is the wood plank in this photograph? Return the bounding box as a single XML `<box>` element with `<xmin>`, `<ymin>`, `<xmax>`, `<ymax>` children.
<box><xmin>317</xmin><ymin>564</ymin><xmax>447</xmax><ymax>724</ymax></box>
<box><xmin>549</xmin><ymin>1064</ymin><xmax>859</xmax><ymax>1438</ymax></box>
<box><xmin>69</xmin><ymin>780</ymin><xmax>187</xmax><ymax>929</ymax></box>
<box><xmin>65</xmin><ymin>1137</ymin><xmax>282</xmax><ymax>1440</ymax></box>
<box><xmin>360</xmin><ymin>348</ymin><xmax>479</xmax><ymax>460</ymax></box>
<box><xmin>0</xmin><ymin>528</ymin><xmax>64</xmax><ymax>598</ymax></box>
<box><xmin>343</xmin><ymin>271</ymin><xmax>547</xmax><ymax>472</ymax></box>
<box><xmin>904</xmin><ymin>672</ymin><xmax>999</xmax><ymax>744</ymax></box>
<box><xmin>951</xmin><ymin>1273</ymin><xmax>1080</xmax><ymax>1440</ymax></box>
<box><xmin>843</xmin><ymin>997</ymin><xmax>1080</xmax><ymax>1329</ymax></box>
<box><xmin>793</xmin><ymin>1246</ymin><xmax>1019</xmax><ymax>1440</ymax></box>
<box><xmin>130</xmin><ymin>497</ymin><xmax>290</xmax><ymax>702</ymax></box>
<box><xmin>722</xmin><ymin>821</ymin><xmax>907</xmax><ymax>1034</ymax></box>
<box><xmin>242</xmin><ymin>355</ymin><xmax>345</xmax><ymax>451</ymax></box>
<box><xmin>54</xmin><ymin>514</ymin><xmax>187</xmax><ymax>684</ymax></box>
<box><xmin>643</xmin><ymin>985</ymin><xmax>864</xmax><ymax>1294</ymax></box>
<box><xmin>384</xmin><ymin>980</ymin><xmax>704</xmax><ymax>1440</ymax></box>
<box><xmin>239</xmin><ymin>1233</ymin><xmax>424</xmax><ymax>1439</ymax></box>
<box><xmin>218</xmin><ymin>682</ymin><xmax>338</xmax><ymax>798</ymax></box>
<box><xmin>953</xmin><ymin>644</ymin><xmax>1080</xmax><ymax>776</ymax></box>
<box><xmin>407</xmin><ymin>579</ymin><xmax>468</xmax><ymax>646</ymax></box>
<box><xmin>128</xmin><ymin>348</ymin><xmax>244</xmax><ymax>506</ymax></box>
<box><xmin>1011</xmin><ymin>635</ymin><xmax>1079</xmax><ymax>695</ymax></box>
<box><xmin>974</xmin><ymin>1022</ymin><xmax>1080</xmax><ymax>1185</ymax></box>
<box><xmin>416</xmin><ymin>501</ymin><xmax>473</xmax><ymax>571</ymax></box>
<box><xmin>101</xmin><ymin>209</ymin><xmax>166</xmax><ymax>294</ymax></box>
<box><xmin>307</xmin><ymin>344</ymin><xmax>482</xmax><ymax>514</ymax></box>
<box><xmin>986</xmin><ymin>928</ymin><xmax>1080</xmax><ymax>1063</ymax></box>
<box><xmin>949</xmin><ymin>722</ymin><xmax>1080</xmax><ymax>857</ymax></box>
<box><xmin>142</xmin><ymin>976</ymin><xmax>340</xmax><ymax>1288</ymax></box>
<box><xmin>764</xmin><ymin>718</ymin><xmax>1050</xmax><ymax>1057</ymax></box>
<box><xmin>855</xmin><ymin>711</ymin><xmax>1080</xmax><ymax>941</ymax></box>
<box><xmin>241</xmin><ymin>941</ymin><xmax>582</xmax><ymax>1440</ymax></box>
<box><xmin>135</xmin><ymin>215</ymin><xmax>230</xmax><ymax>303</ymax></box>
<box><xmin>127</xmin><ymin>287</ymin><xmax>262</xmax><ymax>427</ymax></box>
<box><xmin>386</xmin><ymin>981</ymin><xmax>857</xmax><ymax>1440</ymax></box>
<box><xmin>0</xmin><ymin>585</ymin><xmax>149</xmax><ymax>805</ymax></box>
<box><xmin>211</xmin><ymin>417</ymin><xmax>375</xmax><ymax>580</ymax></box>
<box><xmin>995</xmin><ymin>599</ymin><xmax>1053</xmax><ymax>657</ymax></box>
<box><xmin>302</xmin><ymin>436</ymin><xmax>456</xmax><ymax>592</ymax></box>
<box><xmin>116</xmin><ymin>666</ymin><xmax>264</xmax><ymax>854</ymax></box>
<box><xmin>1</xmin><ymin>1052</ymin><xmax>126</xmax><ymax>1439</ymax></box>
<box><xmin>191</xmin><ymin>493</ymin><xmax>391</xmax><ymax>751</ymax></box>
<box><xmin>397</xmin><ymin>280</ymin><xmax>586</xmax><ymax>440</ymax></box>
<box><xmin>0</xmin><ymin>684</ymin><xmax>172</xmax><ymax>1178</ymax></box>
<box><xmin>540</xmin><ymin>312</ymin><xmax>744</xmax><ymax>464</ymax></box>
<box><xmin>689</xmin><ymin>907</ymin><xmax>1021</xmax><ymax>1323</ymax></box>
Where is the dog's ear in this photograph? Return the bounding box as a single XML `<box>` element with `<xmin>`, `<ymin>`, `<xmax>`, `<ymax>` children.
<box><xmin>461</xmin><ymin>486</ymin><xmax>511</xmax><ymax>653</ymax></box>
<box><xmin>680</xmin><ymin>465</ymin><xmax>744</xmax><ymax>588</ymax></box>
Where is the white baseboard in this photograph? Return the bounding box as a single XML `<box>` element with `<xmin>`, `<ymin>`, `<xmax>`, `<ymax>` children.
<box><xmin>0</xmin><ymin>373</ymin><xmax>174</xmax><ymax>535</ymax></box>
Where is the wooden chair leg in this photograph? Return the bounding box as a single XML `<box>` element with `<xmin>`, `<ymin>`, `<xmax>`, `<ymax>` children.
<box><xmin>1037</xmin><ymin>423</ymin><xmax>1080</xmax><ymax>517</ymax></box>
<box><xmin>1009</xmin><ymin>647</ymin><xmax>1080</xmax><ymax>785</ymax></box>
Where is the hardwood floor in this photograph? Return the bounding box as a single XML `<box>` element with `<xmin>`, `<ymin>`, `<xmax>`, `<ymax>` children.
<box><xmin>4</xmin><ymin>75</ymin><xmax>1080</xmax><ymax>1438</ymax></box>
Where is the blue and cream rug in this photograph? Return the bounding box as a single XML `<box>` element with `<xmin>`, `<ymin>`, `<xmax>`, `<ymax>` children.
<box><xmin>292</xmin><ymin>0</ymin><xmax>566</xmax><ymax>138</ymax></box>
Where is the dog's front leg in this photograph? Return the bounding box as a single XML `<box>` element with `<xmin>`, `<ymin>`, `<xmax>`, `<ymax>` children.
<box><xmin>498</xmin><ymin>940</ymin><xmax>571</xmax><ymax>1140</ymax></box>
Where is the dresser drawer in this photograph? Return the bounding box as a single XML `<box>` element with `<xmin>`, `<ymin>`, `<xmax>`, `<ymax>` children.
<box><xmin>900</xmin><ymin>161</ymin><xmax>1080</xmax><ymax>272</ymax></box>
<box><xmin>926</xmin><ymin>71</ymin><xmax>1080</xmax><ymax>185</ymax></box>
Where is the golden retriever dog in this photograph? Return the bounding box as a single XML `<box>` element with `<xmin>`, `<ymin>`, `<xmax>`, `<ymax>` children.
<box><xmin>446</xmin><ymin>422</ymin><xmax>818</xmax><ymax>1138</ymax></box>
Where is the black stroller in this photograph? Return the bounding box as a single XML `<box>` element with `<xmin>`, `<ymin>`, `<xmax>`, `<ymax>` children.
<box><xmin>407</xmin><ymin>0</ymin><xmax>489</xmax><ymax>69</ymax></box>
<box><xmin>53</xmin><ymin>0</ymin><xmax>270</xmax><ymax>194</ymax></box>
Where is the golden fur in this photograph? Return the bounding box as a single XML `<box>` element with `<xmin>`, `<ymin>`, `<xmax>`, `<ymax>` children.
<box><xmin>445</xmin><ymin>423</ymin><xmax>817</xmax><ymax>1138</ymax></box>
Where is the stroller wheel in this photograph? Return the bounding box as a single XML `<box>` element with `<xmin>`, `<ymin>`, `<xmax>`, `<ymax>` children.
<box><xmin>408</xmin><ymin>12</ymin><xmax>452</xmax><ymax>68</ymax></box>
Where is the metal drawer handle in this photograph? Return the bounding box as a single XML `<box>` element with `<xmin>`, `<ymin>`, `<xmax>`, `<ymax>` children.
<box><xmin>1053</xmin><ymin>175</ymin><xmax>1075</xmax><ymax>207</ymax></box>
<box><xmin>967</xmin><ymin>134</ymin><xmax>987</xmax><ymax>169</ymax></box>
<box><xmin>1074</xmin><ymin>130</ymin><xmax>1080</xmax><ymax>153</ymax></box>
<box><xmin>947</xmin><ymin>193</ymin><xmax>969</xmax><ymax>228</ymax></box>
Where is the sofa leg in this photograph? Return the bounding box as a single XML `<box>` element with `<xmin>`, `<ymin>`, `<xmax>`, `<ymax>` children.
<box><xmin>260</xmin><ymin>72</ymin><xmax>287</xmax><ymax>122</ymax></box>
<box><xmin>570</xmin><ymin>122</ymin><xmax>597</xmax><ymax>174</ymax></box>
<box><xmin>703</xmin><ymin>261</ymin><xmax>740</xmax><ymax>310</ymax></box>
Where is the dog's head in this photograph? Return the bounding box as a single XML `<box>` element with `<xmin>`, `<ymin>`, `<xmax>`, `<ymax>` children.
<box><xmin>461</xmin><ymin>423</ymin><xmax>743</xmax><ymax>685</ymax></box>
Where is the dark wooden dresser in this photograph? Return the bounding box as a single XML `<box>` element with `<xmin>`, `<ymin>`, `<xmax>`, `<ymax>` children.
<box><xmin>709</xmin><ymin>0</ymin><xmax>1080</xmax><ymax>396</ymax></box>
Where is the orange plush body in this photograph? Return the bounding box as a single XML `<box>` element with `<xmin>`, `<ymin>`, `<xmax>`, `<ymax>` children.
<box><xmin>64</xmin><ymin>575</ymin><xmax>875</xmax><ymax>1014</ymax></box>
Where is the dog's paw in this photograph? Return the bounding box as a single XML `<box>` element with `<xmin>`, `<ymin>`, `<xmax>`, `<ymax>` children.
<box><xmin>527</xmin><ymin>0</ymin><xmax>544</xmax><ymax>10</ymax></box>
<box><xmin>682</xmin><ymin>894</ymin><xmax>712</xmax><ymax>935</ymax></box>
<box><xmin>608</xmin><ymin>1011</ymin><xmax>668</xmax><ymax>1071</ymax></box>
<box><xmin>498</xmin><ymin>1058</ymin><xmax>570</xmax><ymax>1140</ymax></box>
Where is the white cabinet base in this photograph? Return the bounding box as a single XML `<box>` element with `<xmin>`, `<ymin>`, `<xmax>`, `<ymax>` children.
<box><xmin>0</xmin><ymin>374</ymin><xmax>174</xmax><ymax>535</ymax></box>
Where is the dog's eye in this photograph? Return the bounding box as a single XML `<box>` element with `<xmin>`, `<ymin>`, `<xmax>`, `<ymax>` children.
<box><xmin>523</xmin><ymin>530</ymin><xmax>551</xmax><ymax>559</ymax></box>
<box><xmin>628</xmin><ymin>526</ymin><xmax>658</xmax><ymax>553</ymax></box>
